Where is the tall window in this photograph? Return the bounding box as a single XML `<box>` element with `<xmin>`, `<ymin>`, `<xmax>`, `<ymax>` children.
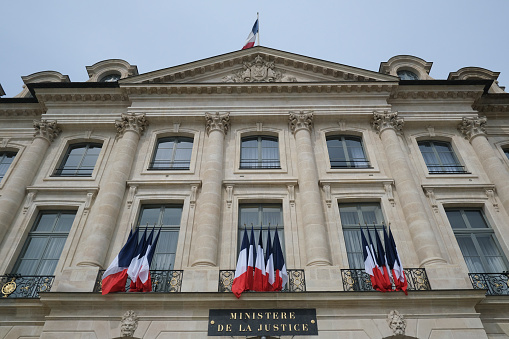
<box><xmin>13</xmin><ymin>211</ymin><xmax>76</xmax><ymax>275</ymax></box>
<box><xmin>446</xmin><ymin>208</ymin><xmax>508</xmax><ymax>273</ymax></box>
<box><xmin>54</xmin><ymin>142</ymin><xmax>102</xmax><ymax>176</ymax></box>
<box><xmin>150</xmin><ymin>137</ymin><xmax>193</xmax><ymax>170</ymax></box>
<box><xmin>326</xmin><ymin>135</ymin><xmax>369</xmax><ymax>168</ymax></box>
<box><xmin>238</xmin><ymin>204</ymin><xmax>284</xmax><ymax>257</ymax></box>
<box><xmin>137</xmin><ymin>205</ymin><xmax>182</xmax><ymax>270</ymax></box>
<box><xmin>339</xmin><ymin>203</ymin><xmax>385</xmax><ymax>269</ymax></box>
<box><xmin>240</xmin><ymin>136</ymin><xmax>280</xmax><ymax>169</ymax></box>
<box><xmin>418</xmin><ymin>140</ymin><xmax>466</xmax><ymax>174</ymax></box>
<box><xmin>0</xmin><ymin>151</ymin><xmax>16</xmax><ymax>182</ymax></box>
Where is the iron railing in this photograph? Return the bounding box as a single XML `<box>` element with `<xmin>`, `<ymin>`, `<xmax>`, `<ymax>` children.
<box><xmin>219</xmin><ymin>269</ymin><xmax>305</xmax><ymax>292</ymax></box>
<box><xmin>239</xmin><ymin>159</ymin><xmax>281</xmax><ymax>169</ymax></box>
<box><xmin>426</xmin><ymin>165</ymin><xmax>470</xmax><ymax>174</ymax></box>
<box><xmin>330</xmin><ymin>160</ymin><xmax>371</xmax><ymax>169</ymax></box>
<box><xmin>341</xmin><ymin>268</ymin><xmax>431</xmax><ymax>292</ymax></box>
<box><xmin>469</xmin><ymin>273</ymin><xmax>509</xmax><ymax>295</ymax></box>
<box><xmin>94</xmin><ymin>270</ymin><xmax>183</xmax><ymax>293</ymax></box>
<box><xmin>1</xmin><ymin>274</ymin><xmax>54</xmax><ymax>298</ymax></box>
<box><xmin>148</xmin><ymin>160</ymin><xmax>190</xmax><ymax>170</ymax></box>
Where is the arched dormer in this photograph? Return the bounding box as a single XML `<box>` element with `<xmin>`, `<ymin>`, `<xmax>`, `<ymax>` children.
<box><xmin>15</xmin><ymin>71</ymin><xmax>70</xmax><ymax>98</ymax></box>
<box><xmin>379</xmin><ymin>55</ymin><xmax>433</xmax><ymax>80</ymax></box>
<box><xmin>86</xmin><ymin>59</ymin><xmax>138</xmax><ymax>83</ymax></box>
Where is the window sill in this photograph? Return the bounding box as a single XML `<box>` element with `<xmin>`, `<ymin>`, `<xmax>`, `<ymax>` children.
<box><xmin>44</xmin><ymin>176</ymin><xmax>96</xmax><ymax>182</ymax></box>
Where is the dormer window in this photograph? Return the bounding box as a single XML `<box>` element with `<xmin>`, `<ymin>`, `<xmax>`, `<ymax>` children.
<box><xmin>99</xmin><ymin>73</ymin><xmax>121</xmax><ymax>82</ymax></box>
<box><xmin>397</xmin><ymin>70</ymin><xmax>419</xmax><ymax>80</ymax></box>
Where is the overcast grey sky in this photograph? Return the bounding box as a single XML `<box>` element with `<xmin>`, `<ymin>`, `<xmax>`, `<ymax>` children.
<box><xmin>1</xmin><ymin>1</ymin><xmax>508</xmax><ymax>97</ymax></box>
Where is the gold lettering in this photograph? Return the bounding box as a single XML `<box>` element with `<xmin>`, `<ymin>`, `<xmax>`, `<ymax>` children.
<box><xmin>294</xmin><ymin>324</ymin><xmax>300</xmax><ymax>331</ymax></box>
<box><xmin>239</xmin><ymin>324</ymin><xmax>246</xmax><ymax>332</ymax></box>
<box><xmin>257</xmin><ymin>323</ymin><xmax>263</xmax><ymax>332</ymax></box>
<box><xmin>217</xmin><ymin>324</ymin><xmax>224</xmax><ymax>331</ymax></box>
<box><xmin>257</xmin><ymin>312</ymin><xmax>263</xmax><ymax>319</ymax></box>
<box><xmin>246</xmin><ymin>325</ymin><xmax>252</xmax><ymax>331</ymax></box>
<box><xmin>230</xmin><ymin>313</ymin><xmax>236</xmax><ymax>320</ymax></box>
<box><xmin>226</xmin><ymin>324</ymin><xmax>231</xmax><ymax>332</ymax></box>
<box><xmin>265</xmin><ymin>312</ymin><xmax>271</xmax><ymax>319</ymax></box>
<box><xmin>273</xmin><ymin>312</ymin><xmax>279</xmax><ymax>320</ymax></box>
<box><xmin>303</xmin><ymin>323</ymin><xmax>309</xmax><ymax>331</ymax></box>
<box><xmin>244</xmin><ymin>312</ymin><xmax>251</xmax><ymax>319</ymax></box>
<box><xmin>264</xmin><ymin>324</ymin><xmax>270</xmax><ymax>331</ymax></box>
<box><xmin>281</xmin><ymin>324</ymin><xmax>287</xmax><ymax>331</ymax></box>
<box><xmin>290</xmin><ymin>312</ymin><xmax>296</xmax><ymax>319</ymax></box>
<box><xmin>281</xmin><ymin>312</ymin><xmax>287</xmax><ymax>319</ymax></box>
<box><xmin>273</xmin><ymin>324</ymin><xmax>279</xmax><ymax>331</ymax></box>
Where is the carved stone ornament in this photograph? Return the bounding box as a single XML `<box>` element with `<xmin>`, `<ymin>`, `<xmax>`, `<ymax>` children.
<box><xmin>458</xmin><ymin>116</ymin><xmax>487</xmax><ymax>140</ymax></box>
<box><xmin>222</xmin><ymin>55</ymin><xmax>297</xmax><ymax>83</ymax></box>
<box><xmin>115</xmin><ymin>113</ymin><xmax>148</xmax><ymax>137</ymax></box>
<box><xmin>120</xmin><ymin>310</ymin><xmax>139</xmax><ymax>337</ymax></box>
<box><xmin>289</xmin><ymin>111</ymin><xmax>313</xmax><ymax>134</ymax></box>
<box><xmin>372</xmin><ymin>111</ymin><xmax>404</xmax><ymax>134</ymax></box>
<box><xmin>387</xmin><ymin>310</ymin><xmax>406</xmax><ymax>336</ymax></box>
<box><xmin>205</xmin><ymin>112</ymin><xmax>230</xmax><ymax>136</ymax></box>
<box><xmin>33</xmin><ymin>120</ymin><xmax>61</xmax><ymax>142</ymax></box>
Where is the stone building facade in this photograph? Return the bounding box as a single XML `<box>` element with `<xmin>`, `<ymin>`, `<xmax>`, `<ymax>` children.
<box><xmin>1</xmin><ymin>47</ymin><xmax>509</xmax><ymax>338</ymax></box>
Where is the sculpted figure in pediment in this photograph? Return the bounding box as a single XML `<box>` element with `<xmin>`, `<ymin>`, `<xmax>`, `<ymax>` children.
<box><xmin>223</xmin><ymin>55</ymin><xmax>296</xmax><ymax>83</ymax></box>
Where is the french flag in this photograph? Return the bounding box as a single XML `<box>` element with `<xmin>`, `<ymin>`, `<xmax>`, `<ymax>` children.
<box><xmin>386</xmin><ymin>226</ymin><xmax>408</xmax><ymax>294</ymax></box>
<box><xmin>247</xmin><ymin>226</ymin><xmax>256</xmax><ymax>290</ymax></box>
<box><xmin>232</xmin><ymin>229</ymin><xmax>250</xmax><ymax>298</ymax></box>
<box><xmin>366</xmin><ymin>228</ymin><xmax>387</xmax><ymax>292</ymax></box>
<box><xmin>127</xmin><ymin>229</ymin><xmax>149</xmax><ymax>292</ymax></box>
<box><xmin>273</xmin><ymin>230</ymin><xmax>288</xmax><ymax>291</ymax></box>
<box><xmin>265</xmin><ymin>226</ymin><xmax>275</xmax><ymax>291</ymax></box>
<box><xmin>252</xmin><ymin>230</ymin><xmax>266</xmax><ymax>291</ymax></box>
<box><xmin>136</xmin><ymin>228</ymin><xmax>161</xmax><ymax>292</ymax></box>
<box><xmin>361</xmin><ymin>227</ymin><xmax>379</xmax><ymax>292</ymax></box>
<box><xmin>242</xmin><ymin>19</ymin><xmax>259</xmax><ymax>50</ymax></box>
<box><xmin>101</xmin><ymin>228</ymin><xmax>138</xmax><ymax>295</ymax></box>
<box><xmin>374</xmin><ymin>226</ymin><xmax>393</xmax><ymax>291</ymax></box>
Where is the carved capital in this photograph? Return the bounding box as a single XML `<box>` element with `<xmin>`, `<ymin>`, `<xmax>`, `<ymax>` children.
<box><xmin>115</xmin><ymin>113</ymin><xmax>148</xmax><ymax>137</ymax></box>
<box><xmin>289</xmin><ymin>111</ymin><xmax>313</xmax><ymax>134</ymax></box>
<box><xmin>33</xmin><ymin>120</ymin><xmax>61</xmax><ymax>142</ymax></box>
<box><xmin>205</xmin><ymin>112</ymin><xmax>230</xmax><ymax>136</ymax></box>
<box><xmin>458</xmin><ymin>116</ymin><xmax>487</xmax><ymax>140</ymax></box>
<box><xmin>372</xmin><ymin>111</ymin><xmax>404</xmax><ymax>134</ymax></box>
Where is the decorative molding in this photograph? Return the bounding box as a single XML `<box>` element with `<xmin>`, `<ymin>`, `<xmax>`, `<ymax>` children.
<box><xmin>322</xmin><ymin>184</ymin><xmax>331</xmax><ymax>208</ymax></box>
<box><xmin>387</xmin><ymin>310</ymin><xmax>406</xmax><ymax>336</ymax></box>
<box><xmin>120</xmin><ymin>310</ymin><xmax>139</xmax><ymax>338</ymax></box>
<box><xmin>256</xmin><ymin>122</ymin><xmax>262</xmax><ymax>132</ymax></box>
<box><xmin>33</xmin><ymin>119</ymin><xmax>61</xmax><ymax>142</ymax></box>
<box><xmin>23</xmin><ymin>192</ymin><xmax>36</xmax><ymax>214</ymax></box>
<box><xmin>205</xmin><ymin>112</ymin><xmax>230</xmax><ymax>136</ymax></box>
<box><xmin>127</xmin><ymin>185</ymin><xmax>137</xmax><ymax>209</ymax></box>
<box><xmin>389</xmin><ymin>89</ymin><xmax>482</xmax><ymax>100</ymax></box>
<box><xmin>458</xmin><ymin>116</ymin><xmax>487</xmax><ymax>140</ymax></box>
<box><xmin>338</xmin><ymin>120</ymin><xmax>346</xmax><ymax>131</ymax></box>
<box><xmin>83</xmin><ymin>192</ymin><xmax>96</xmax><ymax>215</ymax></box>
<box><xmin>287</xmin><ymin>185</ymin><xmax>295</xmax><ymax>207</ymax></box>
<box><xmin>0</xmin><ymin>108</ymin><xmax>43</xmax><ymax>117</ymax></box>
<box><xmin>115</xmin><ymin>113</ymin><xmax>148</xmax><ymax>137</ymax></box>
<box><xmin>225</xmin><ymin>185</ymin><xmax>234</xmax><ymax>208</ymax></box>
<box><xmin>289</xmin><ymin>111</ymin><xmax>313</xmax><ymax>134</ymax></box>
<box><xmin>426</xmin><ymin>126</ymin><xmax>435</xmax><ymax>137</ymax></box>
<box><xmin>372</xmin><ymin>111</ymin><xmax>404</xmax><ymax>134</ymax></box>
<box><xmin>85</xmin><ymin>130</ymin><xmax>93</xmax><ymax>139</ymax></box>
<box><xmin>37</xmin><ymin>92</ymin><xmax>129</xmax><ymax>103</ymax></box>
<box><xmin>1</xmin><ymin>138</ymin><xmax>10</xmax><ymax>148</ymax></box>
<box><xmin>384</xmin><ymin>182</ymin><xmax>395</xmax><ymax>207</ymax></box>
<box><xmin>486</xmin><ymin>189</ymin><xmax>499</xmax><ymax>212</ymax></box>
<box><xmin>425</xmin><ymin>188</ymin><xmax>438</xmax><ymax>213</ymax></box>
<box><xmin>222</xmin><ymin>55</ymin><xmax>297</xmax><ymax>83</ymax></box>
<box><xmin>190</xmin><ymin>185</ymin><xmax>198</xmax><ymax>208</ymax></box>
<box><xmin>173</xmin><ymin>123</ymin><xmax>180</xmax><ymax>133</ymax></box>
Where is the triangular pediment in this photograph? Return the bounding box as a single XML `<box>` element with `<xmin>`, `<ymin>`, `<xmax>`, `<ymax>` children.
<box><xmin>120</xmin><ymin>47</ymin><xmax>398</xmax><ymax>85</ymax></box>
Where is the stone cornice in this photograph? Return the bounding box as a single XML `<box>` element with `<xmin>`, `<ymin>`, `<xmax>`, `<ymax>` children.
<box><xmin>389</xmin><ymin>88</ymin><xmax>484</xmax><ymax>101</ymax></box>
<box><xmin>472</xmin><ymin>94</ymin><xmax>509</xmax><ymax>113</ymax></box>
<box><xmin>0</xmin><ymin>102</ymin><xmax>44</xmax><ymax>117</ymax></box>
<box><xmin>36</xmin><ymin>92</ymin><xmax>129</xmax><ymax>103</ymax></box>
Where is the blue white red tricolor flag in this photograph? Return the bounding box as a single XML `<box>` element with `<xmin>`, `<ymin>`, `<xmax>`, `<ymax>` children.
<box><xmin>247</xmin><ymin>226</ymin><xmax>256</xmax><ymax>290</ymax></box>
<box><xmin>232</xmin><ymin>229</ymin><xmax>250</xmax><ymax>298</ymax></box>
<box><xmin>265</xmin><ymin>226</ymin><xmax>275</xmax><ymax>291</ymax></box>
<box><xmin>385</xmin><ymin>225</ymin><xmax>408</xmax><ymax>294</ymax></box>
<box><xmin>273</xmin><ymin>230</ymin><xmax>288</xmax><ymax>291</ymax></box>
<box><xmin>242</xmin><ymin>19</ymin><xmax>259</xmax><ymax>50</ymax></box>
<box><xmin>253</xmin><ymin>230</ymin><xmax>267</xmax><ymax>291</ymax></box>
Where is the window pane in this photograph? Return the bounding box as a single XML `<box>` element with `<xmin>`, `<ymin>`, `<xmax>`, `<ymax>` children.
<box><xmin>57</xmin><ymin>143</ymin><xmax>101</xmax><ymax>176</ymax></box>
<box><xmin>445</xmin><ymin>210</ymin><xmax>467</xmax><ymax>229</ymax></box>
<box><xmin>240</xmin><ymin>206</ymin><xmax>260</xmax><ymax>226</ymax></box>
<box><xmin>33</xmin><ymin>214</ymin><xmax>57</xmax><ymax>232</ymax></box>
<box><xmin>240</xmin><ymin>136</ymin><xmax>279</xmax><ymax>169</ymax></box>
<box><xmin>418</xmin><ymin>141</ymin><xmax>462</xmax><ymax>173</ymax></box>
<box><xmin>22</xmin><ymin>237</ymin><xmax>48</xmax><ymax>259</ymax></box>
<box><xmin>456</xmin><ymin>235</ymin><xmax>484</xmax><ymax>272</ymax></box>
<box><xmin>327</xmin><ymin>136</ymin><xmax>368</xmax><ymax>168</ymax></box>
<box><xmin>139</xmin><ymin>207</ymin><xmax>163</xmax><ymax>226</ymax></box>
<box><xmin>464</xmin><ymin>210</ymin><xmax>488</xmax><ymax>228</ymax></box>
<box><xmin>151</xmin><ymin>137</ymin><xmax>192</xmax><ymax>169</ymax></box>
<box><xmin>55</xmin><ymin>213</ymin><xmax>76</xmax><ymax>232</ymax></box>
<box><xmin>0</xmin><ymin>151</ymin><xmax>16</xmax><ymax>181</ymax></box>
<box><xmin>161</xmin><ymin>207</ymin><xmax>183</xmax><ymax>226</ymax></box>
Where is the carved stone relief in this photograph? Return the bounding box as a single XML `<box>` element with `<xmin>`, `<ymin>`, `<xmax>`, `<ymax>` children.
<box><xmin>372</xmin><ymin>111</ymin><xmax>404</xmax><ymax>134</ymax></box>
<box><xmin>205</xmin><ymin>112</ymin><xmax>230</xmax><ymax>136</ymax></box>
<box><xmin>387</xmin><ymin>310</ymin><xmax>406</xmax><ymax>336</ymax></box>
<box><xmin>120</xmin><ymin>310</ymin><xmax>139</xmax><ymax>337</ymax></box>
<box><xmin>33</xmin><ymin>120</ymin><xmax>61</xmax><ymax>142</ymax></box>
<box><xmin>115</xmin><ymin>113</ymin><xmax>148</xmax><ymax>137</ymax></box>
<box><xmin>222</xmin><ymin>55</ymin><xmax>297</xmax><ymax>83</ymax></box>
<box><xmin>458</xmin><ymin>116</ymin><xmax>487</xmax><ymax>140</ymax></box>
<box><xmin>289</xmin><ymin>111</ymin><xmax>313</xmax><ymax>134</ymax></box>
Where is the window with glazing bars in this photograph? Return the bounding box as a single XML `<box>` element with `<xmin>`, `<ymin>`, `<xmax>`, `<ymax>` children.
<box><xmin>137</xmin><ymin>205</ymin><xmax>182</xmax><ymax>270</ymax></box>
<box><xmin>54</xmin><ymin>143</ymin><xmax>102</xmax><ymax>176</ymax></box>
<box><xmin>418</xmin><ymin>140</ymin><xmax>466</xmax><ymax>174</ymax></box>
<box><xmin>240</xmin><ymin>136</ymin><xmax>280</xmax><ymax>169</ymax></box>
<box><xmin>13</xmin><ymin>211</ymin><xmax>76</xmax><ymax>275</ymax></box>
<box><xmin>446</xmin><ymin>208</ymin><xmax>508</xmax><ymax>273</ymax></box>
<box><xmin>0</xmin><ymin>151</ymin><xmax>16</xmax><ymax>182</ymax></box>
<box><xmin>150</xmin><ymin>137</ymin><xmax>193</xmax><ymax>170</ymax></box>
<box><xmin>326</xmin><ymin>136</ymin><xmax>369</xmax><ymax>168</ymax></box>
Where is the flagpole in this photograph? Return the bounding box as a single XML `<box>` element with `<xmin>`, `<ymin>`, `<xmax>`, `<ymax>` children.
<box><xmin>257</xmin><ymin>12</ymin><xmax>260</xmax><ymax>46</ymax></box>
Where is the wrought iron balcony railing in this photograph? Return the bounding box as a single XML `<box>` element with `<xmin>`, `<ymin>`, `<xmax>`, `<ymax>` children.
<box><xmin>94</xmin><ymin>270</ymin><xmax>183</xmax><ymax>293</ymax></box>
<box><xmin>469</xmin><ymin>273</ymin><xmax>509</xmax><ymax>295</ymax></box>
<box><xmin>239</xmin><ymin>159</ymin><xmax>281</xmax><ymax>169</ymax></box>
<box><xmin>148</xmin><ymin>160</ymin><xmax>191</xmax><ymax>170</ymax></box>
<box><xmin>1</xmin><ymin>274</ymin><xmax>54</xmax><ymax>298</ymax></box>
<box><xmin>426</xmin><ymin>165</ymin><xmax>470</xmax><ymax>174</ymax></box>
<box><xmin>341</xmin><ymin>268</ymin><xmax>431</xmax><ymax>292</ymax></box>
<box><xmin>219</xmin><ymin>269</ymin><xmax>306</xmax><ymax>292</ymax></box>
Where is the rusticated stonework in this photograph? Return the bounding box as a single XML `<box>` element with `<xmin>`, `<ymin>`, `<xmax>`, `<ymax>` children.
<box><xmin>372</xmin><ymin>111</ymin><xmax>404</xmax><ymax>134</ymax></box>
<box><xmin>115</xmin><ymin>113</ymin><xmax>148</xmax><ymax>137</ymax></box>
<box><xmin>33</xmin><ymin>119</ymin><xmax>61</xmax><ymax>142</ymax></box>
<box><xmin>458</xmin><ymin>116</ymin><xmax>487</xmax><ymax>140</ymax></box>
<box><xmin>289</xmin><ymin>111</ymin><xmax>313</xmax><ymax>134</ymax></box>
<box><xmin>222</xmin><ymin>55</ymin><xmax>297</xmax><ymax>83</ymax></box>
<box><xmin>205</xmin><ymin>112</ymin><xmax>230</xmax><ymax>135</ymax></box>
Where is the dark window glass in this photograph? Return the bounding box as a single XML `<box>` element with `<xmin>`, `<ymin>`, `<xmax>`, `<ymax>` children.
<box><xmin>238</xmin><ymin>204</ymin><xmax>284</xmax><ymax>257</ymax></box>
<box><xmin>0</xmin><ymin>151</ymin><xmax>16</xmax><ymax>182</ymax></box>
<box><xmin>418</xmin><ymin>140</ymin><xmax>466</xmax><ymax>174</ymax></box>
<box><xmin>150</xmin><ymin>137</ymin><xmax>193</xmax><ymax>170</ymax></box>
<box><xmin>326</xmin><ymin>136</ymin><xmax>369</xmax><ymax>168</ymax></box>
<box><xmin>503</xmin><ymin>148</ymin><xmax>509</xmax><ymax>160</ymax></box>
<box><xmin>446</xmin><ymin>208</ymin><xmax>507</xmax><ymax>273</ymax></box>
<box><xmin>137</xmin><ymin>205</ymin><xmax>182</xmax><ymax>270</ymax></box>
<box><xmin>13</xmin><ymin>211</ymin><xmax>76</xmax><ymax>275</ymax></box>
<box><xmin>240</xmin><ymin>136</ymin><xmax>280</xmax><ymax>169</ymax></box>
<box><xmin>339</xmin><ymin>203</ymin><xmax>385</xmax><ymax>269</ymax></box>
<box><xmin>54</xmin><ymin>143</ymin><xmax>102</xmax><ymax>177</ymax></box>
<box><xmin>397</xmin><ymin>70</ymin><xmax>419</xmax><ymax>80</ymax></box>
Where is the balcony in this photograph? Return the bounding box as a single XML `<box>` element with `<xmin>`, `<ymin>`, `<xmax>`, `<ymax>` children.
<box><xmin>469</xmin><ymin>273</ymin><xmax>509</xmax><ymax>295</ymax></box>
<box><xmin>218</xmin><ymin>270</ymin><xmax>306</xmax><ymax>292</ymax></box>
<box><xmin>94</xmin><ymin>270</ymin><xmax>183</xmax><ymax>293</ymax></box>
<box><xmin>1</xmin><ymin>274</ymin><xmax>54</xmax><ymax>298</ymax></box>
<box><xmin>341</xmin><ymin>268</ymin><xmax>431</xmax><ymax>292</ymax></box>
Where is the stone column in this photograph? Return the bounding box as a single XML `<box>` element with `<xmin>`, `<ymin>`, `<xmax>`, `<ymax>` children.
<box><xmin>190</xmin><ymin>112</ymin><xmax>230</xmax><ymax>267</ymax></box>
<box><xmin>459</xmin><ymin>116</ymin><xmax>509</xmax><ymax>213</ymax></box>
<box><xmin>76</xmin><ymin>113</ymin><xmax>147</xmax><ymax>267</ymax></box>
<box><xmin>373</xmin><ymin>111</ymin><xmax>445</xmax><ymax>267</ymax></box>
<box><xmin>289</xmin><ymin>111</ymin><xmax>332</xmax><ymax>266</ymax></box>
<box><xmin>0</xmin><ymin>120</ymin><xmax>60</xmax><ymax>245</ymax></box>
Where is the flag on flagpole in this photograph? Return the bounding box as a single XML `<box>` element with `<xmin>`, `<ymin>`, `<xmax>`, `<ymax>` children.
<box><xmin>388</xmin><ymin>226</ymin><xmax>408</xmax><ymax>294</ymax></box>
<box><xmin>128</xmin><ymin>228</ymin><xmax>149</xmax><ymax>292</ymax></box>
<box><xmin>232</xmin><ymin>229</ymin><xmax>250</xmax><ymax>298</ymax></box>
<box><xmin>273</xmin><ymin>230</ymin><xmax>288</xmax><ymax>291</ymax></box>
<box><xmin>137</xmin><ymin>227</ymin><xmax>162</xmax><ymax>292</ymax></box>
<box><xmin>374</xmin><ymin>226</ymin><xmax>392</xmax><ymax>291</ymax></box>
<box><xmin>253</xmin><ymin>229</ymin><xmax>266</xmax><ymax>291</ymax></box>
<box><xmin>247</xmin><ymin>226</ymin><xmax>256</xmax><ymax>290</ymax></box>
<box><xmin>366</xmin><ymin>227</ymin><xmax>387</xmax><ymax>292</ymax></box>
<box><xmin>265</xmin><ymin>225</ymin><xmax>275</xmax><ymax>291</ymax></box>
<box><xmin>242</xmin><ymin>19</ymin><xmax>259</xmax><ymax>50</ymax></box>
<box><xmin>360</xmin><ymin>227</ymin><xmax>379</xmax><ymax>292</ymax></box>
<box><xmin>101</xmin><ymin>228</ymin><xmax>138</xmax><ymax>295</ymax></box>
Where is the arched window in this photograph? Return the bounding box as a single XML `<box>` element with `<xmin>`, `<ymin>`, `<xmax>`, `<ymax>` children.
<box><xmin>418</xmin><ymin>140</ymin><xmax>466</xmax><ymax>174</ymax></box>
<box><xmin>54</xmin><ymin>142</ymin><xmax>102</xmax><ymax>176</ymax></box>
<box><xmin>326</xmin><ymin>135</ymin><xmax>369</xmax><ymax>168</ymax></box>
<box><xmin>240</xmin><ymin>136</ymin><xmax>280</xmax><ymax>169</ymax></box>
<box><xmin>150</xmin><ymin>136</ymin><xmax>193</xmax><ymax>170</ymax></box>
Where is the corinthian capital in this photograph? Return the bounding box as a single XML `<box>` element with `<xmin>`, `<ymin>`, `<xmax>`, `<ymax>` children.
<box><xmin>372</xmin><ymin>111</ymin><xmax>404</xmax><ymax>134</ymax></box>
<box><xmin>458</xmin><ymin>116</ymin><xmax>486</xmax><ymax>140</ymax></box>
<box><xmin>289</xmin><ymin>111</ymin><xmax>313</xmax><ymax>134</ymax></box>
<box><xmin>205</xmin><ymin>112</ymin><xmax>230</xmax><ymax>136</ymax></box>
<box><xmin>115</xmin><ymin>113</ymin><xmax>148</xmax><ymax>137</ymax></box>
<box><xmin>33</xmin><ymin>120</ymin><xmax>61</xmax><ymax>142</ymax></box>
